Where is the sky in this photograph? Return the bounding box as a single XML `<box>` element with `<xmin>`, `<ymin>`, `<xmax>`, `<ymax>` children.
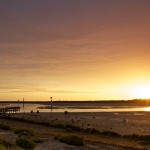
<box><xmin>0</xmin><ymin>0</ymin><xmax>150</xmax><ymax>101</ymax></box>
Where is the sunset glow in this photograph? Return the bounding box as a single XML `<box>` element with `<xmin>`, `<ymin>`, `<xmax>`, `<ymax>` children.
<box><xmin>0</xmin><ymin>1</ymin><xmax>150</xmax><ymax>101</ymax></box>
<box><xmin>133</xmin><ymin>85</ymin><xmax>150</xmax><ymax>99</ymax></box>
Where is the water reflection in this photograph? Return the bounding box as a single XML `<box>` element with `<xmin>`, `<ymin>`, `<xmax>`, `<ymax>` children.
<box><xmin>7</xmin><ymin>103</ymin><xmax>150</xmax><ymax>113</ymax></box>
<box><xmin>144</xmin><ymin>107</ymin><xmax>150</xmax><ymax>111</ymax></box>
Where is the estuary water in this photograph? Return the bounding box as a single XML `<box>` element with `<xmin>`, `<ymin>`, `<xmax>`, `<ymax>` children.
<box><xmin>2</xmin><ymin>102</ymin><xmax>150</xmax><ymax>113</ymax></box>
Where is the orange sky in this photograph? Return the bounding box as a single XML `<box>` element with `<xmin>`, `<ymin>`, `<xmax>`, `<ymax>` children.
<box><xmin>0</xmin><ymin>0</ymin><xmax>150</xmax><ymax>101</ymax></box>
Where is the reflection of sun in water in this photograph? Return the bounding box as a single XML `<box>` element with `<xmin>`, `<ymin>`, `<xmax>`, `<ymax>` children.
<box><xmin>133</xmin><ymin>85</ymin><xmax>150</xmax><ymax>99</ymax></box>
<box><xmin>144</xmin><ymin>107</ymin><xmax>150</xmax><ymax>112</ymax></box>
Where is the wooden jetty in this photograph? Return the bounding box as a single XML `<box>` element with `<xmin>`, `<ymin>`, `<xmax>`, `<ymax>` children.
<box><xmin>0</xmin><ymin>106</ymin><xmax>20</xmax><ymax>114</ymax></box>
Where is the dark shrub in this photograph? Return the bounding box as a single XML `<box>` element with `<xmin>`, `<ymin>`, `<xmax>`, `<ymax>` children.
<box><xmin>0</xmin><ymin>123</ymin><xmax>12</xmax><ymax>130</ymax></box>
<box><xmin>65</xmin><ymin>124</ymin><xmax>82</xmax><ymax>131</ymax></box>
<box><xmin>123</xmin><ymin>134</ymin><xmax>139</xmax><ymax>140</ymax></box>
<box><xmin>54</xmin><ymin>123</ymin><xmax>65</xmax><ymax>128</ymax></box>
<box><xmin>40</xmin><ymin>122</ymin><xmax>52</xmax><ymax>126</ymax></box>
<box><xmin>100</xmin><ymin>131</ymin><xmax>121</xmax><ymax>137</ymax></box>
<box><xmin>140</xmin><ymin>135</ymin><xmax>150</xmax><ymax>142</ymax></box>
<box><xmin>55</xmin><ymin>134</ymin><xmax>84</xmax><ymax>146</ymax></box>
<box><xmin>14</xmin><ymin>128</ymin><xmax>35</xmax><ymax>136</ymax></box>
<box><xmin>33</xmin><ymin>138</ymin><xmax>45</xmax><ymax>143</ymax></box>
<box><xmin>123</xmin><ymin>134</ymin><xmax>150</xmax><ymax>142</ymax></box>
<box><xmin>0</xmin><ymin>137</ymin><xmax>14</xmax><ymax>148</ymax></box>
<box><xmin>16</xmin><ymin>137</ymin><xmax>35</xmax><ymax>149</ymax></box>
<box><xmin>66</xmin><ymin>128</ymin><xmax>73</xmax><ymax>132</ymax></box>
<box><xmin>64</xmin><ymin>111</ymin><xmax>69</xmax><ymax>115</ymax></box>
<box><xmin>84</xmin><ymin>128</ymin><xmax>99</xmax><ymax>134</ymax></box>
<box><xmin>54</xmin><ymin>134</ymin><xmax>61</xmax><ymax>140</ymax></box>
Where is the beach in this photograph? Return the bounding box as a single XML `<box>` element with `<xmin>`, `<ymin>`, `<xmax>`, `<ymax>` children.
<box><xmin>1</xmin><ymin>101</ymin><xmax>150</xmax><ymax>149</ymax></box>
<box><xmin>0</xmin><ymin>111</ymin><xmax>150</xmax><ymax>149</ymax></box>
<box><xmin>12</xmin><ymin>111</ymin><xmax>150</xmax><ymax>136</ymax></box>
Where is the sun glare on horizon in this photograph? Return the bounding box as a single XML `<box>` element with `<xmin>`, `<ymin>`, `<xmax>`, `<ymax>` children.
<box><xmin>133</xmin><ymin>85</ymin><xmax>150</xmax><ymax>99</ymax></box>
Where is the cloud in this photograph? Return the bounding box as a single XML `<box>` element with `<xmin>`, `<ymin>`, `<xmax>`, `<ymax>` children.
<box><xmin>0</xmin><ymin>87</ymin><xmax>98</xmax><ymax>94</ymax></box>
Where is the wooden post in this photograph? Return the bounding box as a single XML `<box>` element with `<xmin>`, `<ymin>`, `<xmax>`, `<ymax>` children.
<box><xmin>50</xmin><ymin>97</ymin><xmax>52</xmax><ymax>112</ymax></box>
<box><xmin>23</xmin><ymin>98</ymin><xmax>25</xmax><ymax>113</ymax></box>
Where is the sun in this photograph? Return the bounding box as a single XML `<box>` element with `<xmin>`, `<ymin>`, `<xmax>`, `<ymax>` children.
<box><xmin>133</xmin><ymin>85</ymin><xmax>150</xmax><ymax>99</ymax></box>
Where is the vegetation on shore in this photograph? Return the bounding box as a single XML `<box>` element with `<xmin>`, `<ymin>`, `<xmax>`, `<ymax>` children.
<box><xmin>0</xmin><ymin>120</ymin><xmax>42</xmax><ymax>149</ymax></box>
<box><xmin>0</xmin><ymin>122</ymin><xmax>12</xmax><ymax>130</ymax></box>
<box><xmin>0</xmin><ymin>115</ymin><xmax>150</xmax><ymax>149</ymax></box>
<box><xmin>0</xmin><ymin>136</ymin><xmax>21</xmax><ymax>150</ymax></box>
<box><xmin>14</xmin><ymin>128</ymin><xmax>35</xmax><ymax>137</ymax></box>
<box><xmin>16</xmin><ymin>136</ymin><xmax>36</xmax><ymax>149</ymax></box>
<box><xmin>55</xmin><ymin>134</ymin><xmax>84</xmax><ymax>146</ymax></box>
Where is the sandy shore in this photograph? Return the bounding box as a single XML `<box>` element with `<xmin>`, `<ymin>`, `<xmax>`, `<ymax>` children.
<box><xmin>11</xmin><ymin>111</ymin><xmax>150</xmax><ymax>136</ymax></box>
<box><xmin>1</xmin><ymin>111</ymin><xmax>150</xmax><ymax>150</ymax></box>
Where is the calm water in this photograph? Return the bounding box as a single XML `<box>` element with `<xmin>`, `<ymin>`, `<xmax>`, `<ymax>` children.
<box><xmin>2</xmin><ymin>103</ymin><xmax>150</xmax><ymax>113</ymax></box>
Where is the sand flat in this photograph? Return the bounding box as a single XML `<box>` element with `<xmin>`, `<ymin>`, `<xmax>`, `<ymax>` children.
<box><xmin>12</xmin><ymin>111</ymin><xmax>150</xmax><ymax>135</ymax></box>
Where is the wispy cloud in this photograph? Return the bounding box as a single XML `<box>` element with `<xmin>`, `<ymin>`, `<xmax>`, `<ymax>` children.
<box><xmin>0</xmin><ymin>1</ymin><xmax>150</xmax><ymax>100</ymax></box>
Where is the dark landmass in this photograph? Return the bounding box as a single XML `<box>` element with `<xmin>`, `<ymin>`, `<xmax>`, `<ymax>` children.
<box><xmin>0</xmin><ymin>99</ymin><xmax>150</xmax><ymax>106</ymax></box>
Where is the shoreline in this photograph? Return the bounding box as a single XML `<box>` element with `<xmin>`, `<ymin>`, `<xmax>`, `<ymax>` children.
<box><xmin>6</xmin><ymin>111</ymin><xmax>150</xmax><ymax>136</ymax></box>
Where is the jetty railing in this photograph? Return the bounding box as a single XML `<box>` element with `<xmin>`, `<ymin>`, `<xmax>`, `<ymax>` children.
<box><xmin>0</xmin><ymin>106</ymin><xmax>20</xmax><ymax>114</ymax></box>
